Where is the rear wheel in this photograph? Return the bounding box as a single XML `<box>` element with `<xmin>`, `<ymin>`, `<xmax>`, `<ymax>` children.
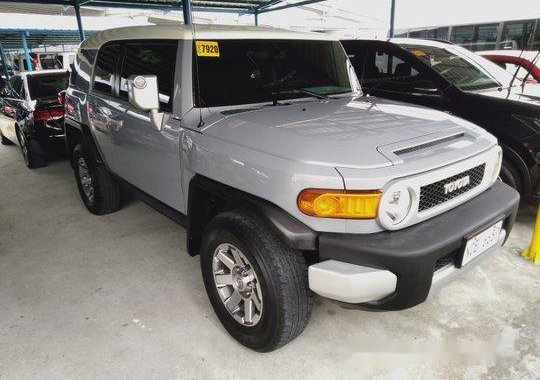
<box><xmin>500</xmin><ymin>159</ymin><xmax>523</xmax><ymax>196</ymax></box>
<box><xmin>72</xmin><ymin>143</ymin><xmax>121</xmax><ymax>215</ymax></box>
<box><xmin>16</xmin><ymin>127</ymin><xmax>47</xmax><ymax>169</ymax></box>
<box><xmin>200</xmin><ymin>210</ymin><xmax>312</xmax><ymax>352</ymax></box>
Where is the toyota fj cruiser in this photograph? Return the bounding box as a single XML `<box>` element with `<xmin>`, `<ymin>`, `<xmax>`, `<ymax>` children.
<box><xmin>64</xmin><ymin>25</ymin><xmax>519</xmax><ymax>352</ymax></box>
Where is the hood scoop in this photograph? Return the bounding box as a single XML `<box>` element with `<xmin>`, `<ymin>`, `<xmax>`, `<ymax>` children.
<box><xmin>393</xmin><ymin>133</ymin><xmax>464</xmax><ymax>156</ymax></box>
<box><xmin>378</xmin><ymin>127</ymin><xmax>474</xmax><ymax>165</ymax></box>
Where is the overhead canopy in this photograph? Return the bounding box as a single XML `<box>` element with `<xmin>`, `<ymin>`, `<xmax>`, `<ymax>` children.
<box><xmin>0</xmin><ymin>0</ymin><xmax>328</xmax><ymax>14</ymax></box>
<box><xmin>0</xmin><ymin>29</ymin><xmax>96</xmax><ymax>51</ymax></box>
<box><xmin>0</xmin><ymin>0</ymin><xmax>330</xmax><ymax>53</ymax></box>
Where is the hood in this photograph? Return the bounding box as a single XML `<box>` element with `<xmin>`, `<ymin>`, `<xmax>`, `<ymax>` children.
<box><xmin>202</xmin><ymin>96</ymin><xmax>492</xmax><ymax>169</ymax></box>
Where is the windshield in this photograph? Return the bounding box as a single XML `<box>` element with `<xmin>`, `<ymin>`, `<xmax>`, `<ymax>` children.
<box><xmin>398</xmin><ymin>43</ymin><xmax>515</xmax><ymax>91</ymax></box>
<box><xmin>194</xmin><ymin>39</ymin><xmax>352</xmax><ymax>107</ymax></box>
<box><xmin>27</xmin><ymin>72</ymin><xmax>69</xmax><ymax>100</ymax></box>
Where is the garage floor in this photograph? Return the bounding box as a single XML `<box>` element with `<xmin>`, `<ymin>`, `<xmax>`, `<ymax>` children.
<box><xmin>0</xmin><ymin>144</ymin><xmax>539</xmax><ymax>380</ymax></box>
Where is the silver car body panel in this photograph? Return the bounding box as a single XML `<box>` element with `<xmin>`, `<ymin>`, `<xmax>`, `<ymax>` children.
<box><xmin>68</xmin><ymin>26</ymin><xmax>501</xmax><ymax>235</ymax></box>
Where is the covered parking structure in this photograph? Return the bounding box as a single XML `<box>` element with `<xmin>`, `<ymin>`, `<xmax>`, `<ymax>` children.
<box><xmin>0</xmin><ymin>0</ymin><xmax>399</xmax><ymax>74</ymax></box>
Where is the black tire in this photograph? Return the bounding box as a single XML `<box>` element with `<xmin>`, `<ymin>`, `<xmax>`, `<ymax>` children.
<box><xmin>201</xmin><ymin>210</ymin><xmax>312</xmax><ymax>352</ymax></box>
<box><xmin>500</xmin><ymin>159</ymin><xmax>523</xmax><ymax>196</ymax></box>
<box><xmin>1</xmin><ymin>131</ymin><xmax>14</xmax><ymax>145</ymax></box>
<box><xmin>72</xmin><ymin>143</ymin><xmax>121</xmax><ymax>215</ymax></box>
<box><xmin>16</xmin><ymin>127</ymin><xmax>47</xmax><ymax>169</ymax></box>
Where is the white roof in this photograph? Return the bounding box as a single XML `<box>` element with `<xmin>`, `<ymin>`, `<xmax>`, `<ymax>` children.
<box><xmin>81</xmin><ymin>24</ymin><xmax>337</xmax><ymax>50</ymax></box>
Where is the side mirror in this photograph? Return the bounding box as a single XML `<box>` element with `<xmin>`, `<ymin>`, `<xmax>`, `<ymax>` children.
<box><xmin>127</xmin><ymin>75</ymin><xmax>163</xmax><ymax>131</ymax></box>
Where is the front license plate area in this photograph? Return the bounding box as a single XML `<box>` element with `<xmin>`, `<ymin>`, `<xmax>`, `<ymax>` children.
<box><xmin>459</xmin><ymin>220</ymin><xmax>503</xmax><ymax>267</ymax></box>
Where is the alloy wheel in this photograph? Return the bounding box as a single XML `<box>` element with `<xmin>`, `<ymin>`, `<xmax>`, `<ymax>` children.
<box><xmin>19</xmin><ymin>132</ymin><xmax>29</xmax><ymax>166</ymax></box>
<box><xmin>212</xmin><ymin>243</ymin><xmax>263</xmax><ymax>326</ymax></box>
<box><xmin>77</xmin><ymin>157</ymin><xmax>95</xmax><ymax>203</ymax></box>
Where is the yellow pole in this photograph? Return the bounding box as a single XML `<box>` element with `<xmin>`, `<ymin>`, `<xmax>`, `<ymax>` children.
<box><xmin>523</xmin><ymin>205</ymin><xmax>540</xmax><ymax>264</ymax></box>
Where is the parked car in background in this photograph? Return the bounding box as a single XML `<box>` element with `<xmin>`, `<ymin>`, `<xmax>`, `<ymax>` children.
<box><xmin>478</xmin><ymin>50</ymin><xmax>540</xmax><ymax>84</ymax></box>
<box><xmin>342</xmin><ymin>38</ymin><xmax>540</xmax><ymax>200</ymax></box>
<box><xmin>0</xmin><ymin>69</ymin><xmax>69</xmax><ymax>168</ymax></box>
<box><xmin>64</xmin><ymin>25</ymin><xmax>519</xmax><ymax>351</ymax></box>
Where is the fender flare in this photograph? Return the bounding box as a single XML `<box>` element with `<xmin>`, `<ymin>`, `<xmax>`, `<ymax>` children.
<box><xmin>186</xmin><ymin>175</ymin><xmax>317</xmax><ymax>256</ymax></box>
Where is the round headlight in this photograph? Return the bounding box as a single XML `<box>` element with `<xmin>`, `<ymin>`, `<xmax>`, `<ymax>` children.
<box><xmin>133</xmin><ymin>75</ymin><xmax>147</xmax><ymax>89</ymax></box>
<box><xmin>378</xmin><ymin>186</ymin><xmax>414</xmax><ymax>229</ymax></box>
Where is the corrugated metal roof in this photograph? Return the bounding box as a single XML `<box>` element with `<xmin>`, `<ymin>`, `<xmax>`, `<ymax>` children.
<box><xmin>0</xmin><ymin>0</ymin><xmax>286</xmax><ymax>12</ymax></box>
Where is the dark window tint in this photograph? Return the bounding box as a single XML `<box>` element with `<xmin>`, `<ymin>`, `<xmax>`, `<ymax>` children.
<box><xmin>350</xmin><ymin>48</ymin><xmax>424</xmax><ymax>94</ymax></box>
<box><xmin>472</xmin><ymin>24</ymin><xmax>499</xmax><ymax>51</ymax></box>
<box><xmin>194</xmin><ymin>39</ymin><xmax>351</xmax><ymax>107</ymax></box>
<box><xmin>72</xmin><ymin>49</ymin><xmax>97</xmax><ymax>91</ymax></box>
<box><xmin>399</xmin><ymin>45</ymin><xmax>504</xmax><ymax>91</ymax></box>
<box><xmin>409</xmin><ymin>30</ymin><xmax>428</xmax><ymax>39</ymax></box>
<box><xmin>501</xmin><ymin>20</ymin><xmax>535</xmax><ymax>50</ymax></box>
<box><xmin>27</xmin><ymin>73</ymin><xmax>69</xmax><ymax>100</ymax></box>
<box><xmin>450</xmin><ymin>26</ymin><xmax>474</xmax><ymax>47</ymax></box>
<box><xmin>119</xmin><ymin>41</ymin><xmax>177</xmax><ymax>111</ymax></box>
<box><xmin>93</xmin><ymin>44</ymin><xmax>119</xmax><ymax>94</ymax></box>
<box><xmin>427</xmin><ymin>27</ymin><xmax>449</xmax><ymax>41</ymax></box>
<box><xmin>533</xmin><ymin>21</ymin><xmax>540</xmax><ymax>50</ymax></box>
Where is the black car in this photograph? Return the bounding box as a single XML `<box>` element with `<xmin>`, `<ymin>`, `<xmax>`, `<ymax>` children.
<box><xmin>0</xmin><ymin>70</ymin><xmax>69</xmax><ymax>168</ymax></box>
<box><xmin>342</xmin><ymin>38</ymin><xmax>540</xmax><ymax>200</ymax></box>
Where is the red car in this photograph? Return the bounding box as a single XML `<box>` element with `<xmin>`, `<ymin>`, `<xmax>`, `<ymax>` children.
<box><xmin>478</xmin><ymin>50</ymin><xmax>540</xmax><ymax>84</ymax></box>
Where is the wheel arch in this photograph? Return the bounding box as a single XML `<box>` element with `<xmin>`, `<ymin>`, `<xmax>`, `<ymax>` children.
<box><xmin>500</xmin><ymin>142</ymin><xmax>532</xmax><ymax>197</ymax></box>
<box><xmin>65</xmin><ymin>119</ymin><xmax>104</xmax><ymax>167</ymax></box>
<box><xmin>186</xmin><ymin>175</ymin><xmax>317</xmax><ymax>257</ymax></box>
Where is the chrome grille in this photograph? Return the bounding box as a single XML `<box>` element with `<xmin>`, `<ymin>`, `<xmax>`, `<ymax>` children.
<box><xmin>419</xmin><ymin>164</ymin><xmax>485</xmax><ymax>212</ymax></box>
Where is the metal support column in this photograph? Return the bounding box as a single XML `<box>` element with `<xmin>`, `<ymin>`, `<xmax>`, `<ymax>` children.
<box><xmin>389</xmin><ymin>0</ymin><xmax>396</xmax><ymax>38</ymax></box>
<box><xmin>20</xmin><ymin>30</ymin><xmax>33</xmax><ymax>71</ymax></box>
<box><xmin>74</xmin><ymin>4</ymin><xmax>85</xmax><ymax>41</ymax></box>
<box><xmin>254</xmin><ymin>10</ymin><xmax>259</xmax><ymax>26</ymax></box>
<box><xmin>182</xmin><ymin>0</ymin><xmax>192</xmax><ymax>25</ymax></box>
<box><xmin>0</xmin><ymin>41</ymin><xmax>10</xmax><ymax>79</ymax></box>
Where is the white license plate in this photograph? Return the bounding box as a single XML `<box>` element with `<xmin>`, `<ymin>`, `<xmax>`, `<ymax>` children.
<box><xmin>461</xmin><ymin>220</ymin><xmax>503</xmax><ymax>266</ymax></box>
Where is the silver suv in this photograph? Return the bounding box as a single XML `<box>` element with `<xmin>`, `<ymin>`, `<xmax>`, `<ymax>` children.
<box><xmin>64</xmin><ymin>25</ymin><xmax>519</xmax><ymax>351</ymax></box>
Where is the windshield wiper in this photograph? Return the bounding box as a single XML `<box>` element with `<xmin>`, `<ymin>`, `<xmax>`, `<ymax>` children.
<box><xmin>271</xmin><ymin>88</ymin><xmax>329</xmax><ymax>100</ymax></box>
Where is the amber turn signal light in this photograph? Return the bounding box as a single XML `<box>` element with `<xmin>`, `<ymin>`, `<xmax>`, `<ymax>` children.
<box><xmin>297</xmin><ymin>189</ymin><xmax>381</xmax><ymax>219</ymax></box>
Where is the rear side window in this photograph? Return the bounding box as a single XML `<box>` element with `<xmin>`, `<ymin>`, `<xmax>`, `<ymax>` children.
<box><xmin>119</xmin><ymin>41</ymin><xmax>178</xmax><ymax>111</ymax></box>
<box><xmin>93</xmin><ymin>44</ymin><xmax>119</xmax><ymax>94</ymax></box>
<box><xmin>71</xmin><ymin>49</ymin><xmax>96</xmax><ymax>91</ymax></box>
<box><xmin>27</xmin><ymin>73</ymin><xmax>69</xmax><ymax>100</ymax></box>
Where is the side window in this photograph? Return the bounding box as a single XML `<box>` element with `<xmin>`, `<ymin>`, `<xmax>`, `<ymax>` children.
<box><xmin>119</xmin><ymin>41</ymin><xmax>177</xmax><ymax>112</ymax></box>
<box><xmin>8</xmin><ymin>76</ymin><xmax>23</xmax><ymax>98</ymax></box>
<box><xmin>369</xmin><ymin>51</ymin><xmax>419</xmax><ymax>80</ymax></box>
<box><xmin>72</xmin><ymin>49</ymin><xmax>97</xmax><ymax>91</ymax></box>
<box><xmin>93</xmin><ymin>44</ymin><xmax>119</xmax><ymax>94</ymax></box>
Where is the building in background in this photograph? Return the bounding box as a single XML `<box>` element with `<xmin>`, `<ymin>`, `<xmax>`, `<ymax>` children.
<box><xmin>396</xmin><ymin>18</ymin><xmax>540</xmax><ymax>51</ymax></box>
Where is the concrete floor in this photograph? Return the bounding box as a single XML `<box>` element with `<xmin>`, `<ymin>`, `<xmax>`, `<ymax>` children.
<box><xmin>0</xmin><ymin>144</ymin><xmax>539</xmax><ymax>380</ymax></box>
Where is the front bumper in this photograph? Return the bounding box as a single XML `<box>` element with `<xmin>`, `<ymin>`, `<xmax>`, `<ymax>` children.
<box><xmin>309</xmin><ymin>181</ymin><xmax>519</xmax><ymax>311</ymax></box>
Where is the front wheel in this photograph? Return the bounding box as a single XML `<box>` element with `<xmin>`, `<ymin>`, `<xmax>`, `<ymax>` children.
<box><xmin>201</xmin><ymin>210</ymin><xmax>312</xmax><ymax>352</ymax></box>
<box><xmin>72</xmin><ymin>144</ymin><xmax>121</xmax><ymax>215</ymax></box>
